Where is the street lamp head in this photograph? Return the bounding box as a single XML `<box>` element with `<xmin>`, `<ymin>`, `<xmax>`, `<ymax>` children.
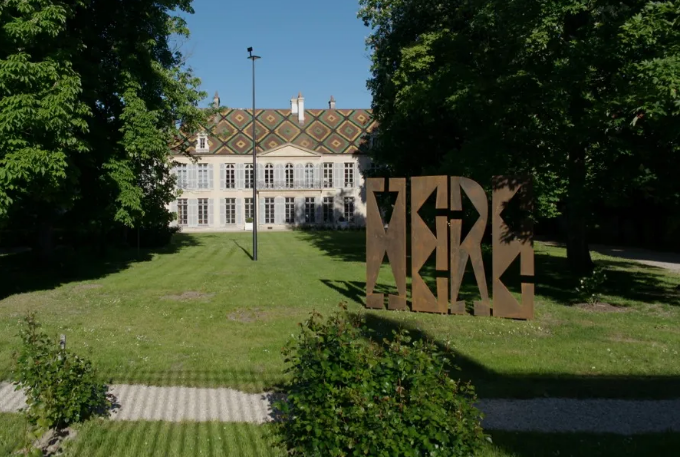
<box><xmin>247</xmin><ymin>47</ymin><xmax>253</xmax><ymax>53</ymax></box>
<box><xmin>247</xmin><ymin>47</ymin><xmax>261</xmax><ymax>60</ymax></box>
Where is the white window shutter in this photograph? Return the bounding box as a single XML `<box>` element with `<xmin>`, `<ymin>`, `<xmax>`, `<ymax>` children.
<box><xmin>236</xmin><ymin>163</ymin><xmax>244</xmax><ymax>189</ymax></box>
<box><xmin>295</xmin><ymin>197</ymin><xmax>305</xmax><ymax>224</ymax></box>
<box><xmin>294</xmin><ymin>163</ymin><xmax>304</xmax><ymax>188</ymax></box>
<box><xmin>313</xmin><ymin>164</ymin><xmax>321</xmax><ymax>188</ymax></box>
<box><xmin>315</xmin><ymin>198</ymin><xmax>323</xmax><ymax>224</ymax></box>
<box><xmin>257</xmin><ymin>163</ymin><xmax>264</xmax><ymax>187</ymax></box>
<box><xmin>275</xmin><ymin>196</ymin><xmax>284</xmax><ymax>224</ymax></box>
<box><xmin>188</xmin><ymin>164</ymin><xmax>197</xmax><ymax>190</ymax></box>
<box><xmin>275</xmin><ymin>164</ymin><xmax>283</xmax><ymax>188</ymax></box>
<box><xmin>236</xmin><ymin>198</ymin><xmax>244</xmax><ymax>225</ymax></box>
<box><xmin>188</xmin><ymin>199</ymin><xmax>198</xmax><ymax>227</ymax></box>
<box><xmin>258</xmin><ymin>198</ymin><xmax>265</xmax><ymax>224</ymax></box>
<box><xmin>351</xmin><ymin>162</ymin><xmax>357</xmax><ymax>188</ymax></box>
<box><xmin>208</xmin><ymin>198</ymin><xmax>215</xmax><ymax>226</ymax></box>
<box><xmin>334</xmin><ymin>162</ymin><xmax>343</xmax><ymax>189</ymax></box>
<box><xmin>208</xmin><ymin>164</ymin><xmax>214</xmax><ymax>190</ymax></box>
<box><xmin>220</xmin><ymin>198</ymin><xmax>226</xmax><ymax>226</ymax></box>
<box><xmin>334</xmin><ymin>195</ymin><xmax>342</xmax><ymax>222</ymax></box>
<box><xmin>220</xmin><ymin>164</ymin><xmax>225</xmax><ymax>190</ymax></box>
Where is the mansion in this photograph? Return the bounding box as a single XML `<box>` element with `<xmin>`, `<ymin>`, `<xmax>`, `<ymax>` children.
<box><xmin>169</xmin><ymin>93</ymin><xmax>375</xmax><ymax>231</ymax></box>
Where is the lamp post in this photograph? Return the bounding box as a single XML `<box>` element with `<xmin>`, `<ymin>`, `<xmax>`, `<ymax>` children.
<box><xmin>247</xmin><ymin>47</ymin><xmax>260</xmax><ymax>261</ymax></box>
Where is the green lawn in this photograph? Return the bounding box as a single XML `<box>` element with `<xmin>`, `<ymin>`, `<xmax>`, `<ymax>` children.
<box><xmin>1</xmin><ymin>231</ymin><xmax>679</xmax><ymax>398</ymax></box>
<box><xmin>2</xmin><ymin>413</ymin><xmax>679</xmax><ymax>456</ymax></box>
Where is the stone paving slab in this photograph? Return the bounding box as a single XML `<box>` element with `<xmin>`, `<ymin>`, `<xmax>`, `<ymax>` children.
<box><xmin>2</xmin><ymin>382</ymin><xmax>680</xmax><ymax>433</ymax></box>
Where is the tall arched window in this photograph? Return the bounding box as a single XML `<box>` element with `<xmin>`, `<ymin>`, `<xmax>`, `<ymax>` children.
<box><xmin>285</xmin><ymin>163</ymin><xmax>294</xmax><ymax>188</ymax></box>
<box><xmin>245</xmin><ymin>163</ymin><xmax>253</xmax><ymax>189</ymax></box>
<box><xmin>264</xmin><ymin>163</ymin><xmax>274</xmax><ymax>188</ymax></box>
<box><xmin>305</xmin><ymin>163</ymin><xmax>314</xmax><ymax>188</ymax></box>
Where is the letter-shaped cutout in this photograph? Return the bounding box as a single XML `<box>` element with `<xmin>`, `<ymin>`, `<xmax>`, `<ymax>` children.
<box><xmin>366</xmin><ymin>178</ymin><xmax>407</xmax><ymax>310</ymax></box>
<box><xmin>450</xmin><ymin>177</ymin><xmax>490</xmax><ymax>316</ymax></box>
<box><xmin>492</xmin><ymin>176</ymin><xmax>534</xmax><ymax>319</ymax></box>
<box><xmin>411</xmin><ymin>176</ymin><xmax>448</xmax><ymax>313</ymax></box>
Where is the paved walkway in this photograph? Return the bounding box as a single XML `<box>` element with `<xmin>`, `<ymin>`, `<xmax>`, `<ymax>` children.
<box><xmin>538</xmin><ymin>241</ymin><xmax>680</xmax><ymax>272</ymax></box>
<box><xmin>2</xmin><ymin>382</ymin><xmax>679</xmax><ymax>434</ymax></box>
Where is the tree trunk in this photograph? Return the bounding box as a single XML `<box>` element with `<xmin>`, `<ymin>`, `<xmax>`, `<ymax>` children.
<box><xmin>566</xmin><ymin>145</ymin><xmax>594</xmax><ymax>275</ymax></box>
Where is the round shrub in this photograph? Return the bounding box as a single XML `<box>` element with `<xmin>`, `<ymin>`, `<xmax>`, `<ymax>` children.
<box><xmin>274</xmin><ymin>307</ymin><xmax>485</xmax><ymax>456</ymax></box>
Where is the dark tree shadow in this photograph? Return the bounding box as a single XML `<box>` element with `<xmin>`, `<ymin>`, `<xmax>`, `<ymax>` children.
<box><xmin>0</xmin><ymin>233</ymin><xmax>201</xmax><ymax>300</ymax></box>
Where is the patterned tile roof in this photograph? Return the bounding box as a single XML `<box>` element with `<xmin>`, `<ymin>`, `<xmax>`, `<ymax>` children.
<box><xmin>181</xmin><ymin>108</ymin><xmax>377</xmax><ymax>155</ymax></box>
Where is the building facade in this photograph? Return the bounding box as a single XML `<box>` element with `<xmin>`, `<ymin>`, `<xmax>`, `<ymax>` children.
<box><xmin>169</xmin><ymin>93</ymin><xmax>376</xmax><ymax>231</ymax></box>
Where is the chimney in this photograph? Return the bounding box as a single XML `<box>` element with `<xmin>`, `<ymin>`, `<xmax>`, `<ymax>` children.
<box><xmin>329</xmin><ymin>95</ymin><xmax>336</xmax><ymax>109</ymax></box>
<box><xmin>297</xmin><ymin>92</ymin><xmax>304</xmax><ymax>124</ymax></box>
<box><xmin>213</xmin><ymin>91</ymin><xmax>220</xmax><ymax>109</ymax></box>
<box><xmin>290</xmin><ymin>95</ymin><xmax>298</xmax><ymax>115</ymax></box>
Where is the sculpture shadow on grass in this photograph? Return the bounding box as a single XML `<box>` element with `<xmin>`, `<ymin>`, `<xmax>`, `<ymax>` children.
<box><xmin>0</xmin><ymin>233</ymin><xmax>202</xmax><ymax>301</ymax></box>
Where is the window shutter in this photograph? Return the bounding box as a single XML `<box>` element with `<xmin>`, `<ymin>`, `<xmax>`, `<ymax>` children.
<box><xmin>257</xmin><ymin>163</ymin><xmax>264</xmax><ymax>188</ymax></box>
<box><xmin>275</xmin><ymin>164</ymin><xmax>283</xmax><ymax>188</ymax></box>
<box><xmin>236</xmin><ymin>198</ymin><xmax>244</xmax><ymax>225</ymax></box>
<box><xmin>188</xmin><ymin>199</ymin><xmax>198</xmax><ymax>227</ymax></box>
<box><xmin>334</xmin><ymin>197</ymin><xmax>343</xmax><ymax>223</ymax></box>
<box><xmin>220</xmin><ymin>164</ymin><xmax>225</xmax><ymax>190</ymax></box>
<box><xmin>236</xmin><ymin>163</ymin><xmax>245</xmax><ymax>189</ymax></box>
<box><xmin>294</xmin><ymin>164</ymin><xmax>304</xmax><ymax>188</ymax></box>
<box><xmin>295</xmin><ymin>197</ymin><xmax>305</xmax><ymax>224</ymax></box>
<box><xmin>208</xmin><ymin>164</ymin><xmax>214</xmax><ymax>190</ymax></box>
<box><xmin>351</xmin><ymin>162</ymin><xmax>357</xmax><ymax>188</ymax></box>
<box><xmin>219</xmin><ymin>198</ymin><xmax>226</xmax><ymax>226</ymax></box>
<box><xmin>188</xmin><ymin>164</ymin><xmax>197</xmax><ymax>190</ymax></box>
<box><xmin>259</xmin><ymin>197</ymin><xmax>265</xmax><ymax>225</ymax></box>
<box><xmin>208</xmin><ymin>198</ymin><xmax>215</xmax><ymax>226</ymax></box>
<box><xmin>169</xmin><ymin>200</ymin><xmax>177</xmax><ymax>225</ymax></box>
<box><xmin>275</xmin><ymin>196</ymin><xmax>284</xmax><ymax>224</ymax></box>
<box><xmin>334</xmin><ymin>162</ymin><xmax>343</xmax><ymax>189</ymax></box>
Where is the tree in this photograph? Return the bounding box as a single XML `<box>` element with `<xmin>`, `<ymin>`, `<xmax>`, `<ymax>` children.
<box><xmin>359</xmin><ymin>0</ymin><xmax>680</xmax><ymax>274</ymax></box>
<box><xmin>0</xmin><ymin>0</ymin><xmax>209</xmax><ymax>257</ymax></box>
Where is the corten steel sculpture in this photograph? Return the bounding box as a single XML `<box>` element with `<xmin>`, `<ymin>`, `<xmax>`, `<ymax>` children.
<box><xmin>366</xmin><ymin>178</ymin><xmax>407</xmax><ymax>310</ymax></box>
<box><xmin>450</xmin><ymin>177</ymin><xmax>491</xmax><ymax>316</ymax></box>
<box><xmin>492</xmin><ymin>176</ymin><xmax>534</xmax><ymax>319</ymax></box>
<box><xmin>411</xmin><ymin>176</ymin><xmax>448</xmax><ymax>314</ymax></box>
<box><xmin>365</xmin><ymin>175</ymin><xmax>535</xmax><ymax>320</ymax></box>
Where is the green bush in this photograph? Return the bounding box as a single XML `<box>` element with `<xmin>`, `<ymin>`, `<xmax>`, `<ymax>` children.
<box><xmin>576</xmin><ymin>266</ymin><xmax>607</xmax><ymax>305</ymax></box>
<box><xmin>274</xmin><ymin>307</ymin><xmax>485</xmax><ymax>457</ymax></box>
<box><xmin>12</xmin><ymin>313</ymin><xmax>110</xmax><ymax>431</ymax></box>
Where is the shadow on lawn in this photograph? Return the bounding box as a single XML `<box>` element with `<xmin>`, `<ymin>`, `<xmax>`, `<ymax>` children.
<box><xmin>305</xmin><ymin>231</ymin><xmax>680</xmax><ymax>308</ymax></box>
<box><xmin>0</xmin><ymin>233</ymin><xmax>201</xmax><ymax>300</ymax></box>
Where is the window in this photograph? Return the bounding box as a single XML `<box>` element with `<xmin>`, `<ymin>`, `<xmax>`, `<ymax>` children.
<box><xmin>197</xmin><ymin>164</ymin><xmax>210</xmax><ymax>189</ymax></box>
<box><xmin>196</xmin><ymin>133</ymin><xmax>209</xmax><ymax>153</ymax></box>
<box><xmin>198</xmin><ymin>198</ymin><xmax>209</xmax><ymax>225</ymax></box>
<box><xmin>265</xmin><ymin>197</ymin><xmax>274</xmax><ymax>224</ymax></box>
<box><xmin>305</xmin><ymin>163</ymin><xmax>314</xmax><ymax>188</ymax></box>
<box><xmin>323</xmin><ymin>197</ymin><xmax>334</xmax><ymax>223</ymax></box>
<box><xmin>177</xmin><ymin>199</ymin><xmax>188</xmax><ymax>225</ymax></box>
<box><xmin>224</xmin><ymin>164</ymin><xmax>235</xmax><ymax>189</ymax></box>
<box><xmin>264</xmin><ymin>164</ymin><xmax>274</xmax><ymax>189</ymax></box>
<box><xmin>175</xmin><ymin>164</ymin><xmax>188</xmax><ymax>189</ymax></box>
<box><xmin>344</xmin><ymin>163</ymin><xmax>354</xmax><ymax>188</ymax></box>
<box><xmin>285</xmin><ymin>197</ymin><xmax>295</xmax><ymax>223</ymax></box>
<box><xmin>305</xmin><ymin>197</ymin><xmax>316</xmax><ymax>223</ymax></box>
<box><xmin>285</xmin><ymin>164</ymin><xmax>294</xmax><ymax>188</ymax></box>
<box><xmin>344</xmin><ymin>197</ymin><xmax>355</xmax><ymax>222</ymax></box>
<box><xmin>323</xmin><ymin>163</ymin><xmax>333</xmax><ymax>188</ymax></box>
<box><xmin>245</xmin><ymin>198</ymin><xmax>253</xmax><ymax>221</ymax></box>
<box><xmin>245</xmin><ymin>164</ymin><xmax>253</xmax><ymax>189</ymax></box>
<box><xmin>225</xmin><ymin>198</ymin><xmax>236</xmax><ymax>224</ymax></box>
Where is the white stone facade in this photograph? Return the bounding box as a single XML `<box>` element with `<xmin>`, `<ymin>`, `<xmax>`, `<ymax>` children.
<box><xmin>169</xmin><ymin>144</ymin><xmax>369</xmax><ymax>231</ymax></box>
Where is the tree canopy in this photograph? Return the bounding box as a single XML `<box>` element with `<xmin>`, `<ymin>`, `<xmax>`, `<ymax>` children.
<box><xmin>0</xmin><ymin>0</ymin><xmax>209</xmax><ymax>255</ymax></box>
<box><xmin>359</xmin><ymin>0</ymin><xmax>680</xmax><ymax>273</ymax></box>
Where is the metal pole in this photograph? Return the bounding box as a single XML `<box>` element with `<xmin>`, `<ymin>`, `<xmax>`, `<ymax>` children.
<box><xmin>247</xmin><ymin>48</ymin><xmax>260</xmax><ymax>261</ymax></box>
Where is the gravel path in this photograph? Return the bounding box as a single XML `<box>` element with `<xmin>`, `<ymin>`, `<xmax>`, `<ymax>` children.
<box><xmin>2</xmin><ymin>382</ymin><xmax>679</xmax><ymax>433</ymax></box>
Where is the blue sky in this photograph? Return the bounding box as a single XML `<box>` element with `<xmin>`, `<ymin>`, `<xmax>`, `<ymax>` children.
<box><xmin>177</xmin><ymin>0</ymin><xmax>373</xmax><ymax>109</ymax></box>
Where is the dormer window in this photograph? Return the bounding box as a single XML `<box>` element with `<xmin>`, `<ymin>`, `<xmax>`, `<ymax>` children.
<box><xmin>196</xmin><ymin>133</ymin><xmax>209</xmax><ymax>153</ymax></box>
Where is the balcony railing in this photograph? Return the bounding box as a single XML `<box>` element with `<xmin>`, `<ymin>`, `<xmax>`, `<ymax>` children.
<box><xmin>252</xmin><ymin>180</ymin><xmax>354</xmax><ymax>190</ymax></box>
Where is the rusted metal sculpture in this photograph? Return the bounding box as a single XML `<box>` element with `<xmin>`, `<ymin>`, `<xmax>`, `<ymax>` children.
<box><xmin>411</xmin><ymin>176</ymin><xmax>448</xmax><ymax>314</ymax></box>
<box><xmin>492</xmin><ymin>176</ymin><xmax>534</xmax><ymax>319</ymax></box>
<box><xmin>366</xmin><ymin>178</ymin><xmax>407</xmax><ymax>310</ymax></box>
<box><xmin>365</xmin><ymin>174</ymin><xmax>534</xmax><ymax>320</ymax></box>
<box><xmin>450</xmin><ymin>177</ymin><xmax>491</xmax><ymax>316</ymax></box>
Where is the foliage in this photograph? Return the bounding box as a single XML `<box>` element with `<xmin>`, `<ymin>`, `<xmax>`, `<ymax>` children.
<box><xmin>576</xmin><ymin>266</ymin><xmax>608</xmax><ymax>305</ymax></box>
<box><xmin>245</xmin><ymin>217</ymin><xmax>254</xmax><ymax>223</ymax></box>
<box><xmin>274</xmin><ymin>306</ymin><xmax>485</xmax><ymax>457</ymax></box>
<box><xmin>12</xmin><ymin>313</ymin><xmax>110</xmax><ymax>432</ymax></box>
<box><xmin>0</xmin><ymin>0</ymin><xmax>212</xmax><ymax>255</ymax></box>
<box><xmin>358</xmin><ymin>0</ymin><xmax>680</xmax><ymax>273</ymax></box>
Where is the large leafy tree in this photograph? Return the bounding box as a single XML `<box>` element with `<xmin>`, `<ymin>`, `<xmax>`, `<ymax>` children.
<box><xmin>359</xmin><ymin>0</ymin><xmax>680</xmax><ymax>273</ymax></box>
<box><xmin>0</xmin><ymin>0</ymin><xmax>208</xmax><ymax>255</ymax></box>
